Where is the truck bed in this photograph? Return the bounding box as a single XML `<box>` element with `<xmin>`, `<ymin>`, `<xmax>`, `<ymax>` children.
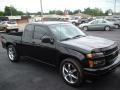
<box><xmin>1</xmin><ymin>32</ymin><xmax>23</xmax><ymax>46</ymax></box>
<box><xmin>2</xmin><ymin>32</ymin><xmax>23</xmax><ymax>36</ymax></box>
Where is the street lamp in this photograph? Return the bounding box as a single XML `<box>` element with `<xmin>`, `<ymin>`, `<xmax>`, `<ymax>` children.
<box><xmin>40</xmin><ymin>0</ymin><xmax>43</xmax><ymax>17</ymax></box>
<box><xmin>114</xmin><ymin>0</ymin><xmax>116</xmax><ymax>14</ymax></box>
<box><xmin>10</xmin><ymin>5</ymin><xmax>12</xmax><ymax>16</ymax></box>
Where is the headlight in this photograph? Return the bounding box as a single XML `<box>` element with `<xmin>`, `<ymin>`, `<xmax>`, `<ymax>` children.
<box><xmin>86</xmin><ymin>53</ymin><xmax>104</xmax><ymax>59</ymax></box>
<box><xmin>86</xmin><ymin>53</ymin><xmax>93</xmax><ymax>59</ymax></box>
<box><xmin>86</xmin><ymin>53</ymin><xmax>105</xmax><ymax>68</ymax></box>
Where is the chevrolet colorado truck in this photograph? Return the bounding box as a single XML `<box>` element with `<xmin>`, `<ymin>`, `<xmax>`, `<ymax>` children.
<box><xmin>0</xmin><ymin>21</ymin><xmax>120</xmax><ymax>86</ymax></box>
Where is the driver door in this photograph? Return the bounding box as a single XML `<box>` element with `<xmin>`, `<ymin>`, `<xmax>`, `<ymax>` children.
<box><xmin>89</xmin><ymin>20</ymin><xmax>99</xmax><ymax>30</ymax></box>
<box><xmin>32</xmin><ymin>25</ymin><xmax>57</xmax><ymax>65</ymax></box>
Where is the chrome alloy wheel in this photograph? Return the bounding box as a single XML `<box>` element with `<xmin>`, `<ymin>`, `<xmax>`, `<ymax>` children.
<box><xmin>62</xmin><ymin>63</ymin><xmax>79</xmax><ymax>84</ymax></box>
<box><xmin>8</xmin><ymin>47</ymin><xmax>15</xmax><ymax>61</ymax></box>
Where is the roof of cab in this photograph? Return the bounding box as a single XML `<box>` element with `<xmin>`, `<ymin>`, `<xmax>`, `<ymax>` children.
<box><xmin>30</xmin><ymin>21</ymin><xmax>70</xmax><ymax>26</ymax></box>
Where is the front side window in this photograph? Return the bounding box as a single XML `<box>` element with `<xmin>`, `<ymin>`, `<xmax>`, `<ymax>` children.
<box><xmin>90</xmin><ymin>20</ymin><xmax>98</xmax><ymax>24</ymax></box>
<box><xmin>49</xmin><ymin>24</ymin><xmax>86</xmax><ymax>41</ymax></box>
<box><xmin>97</xmin><ymin>20</ymin><xmax>106</xmax><ymax>24</ymax></box>
<box><xmin>34</xmin><ymin>26</ymin><xmax>47</xmax><ymax>40</ymax></box>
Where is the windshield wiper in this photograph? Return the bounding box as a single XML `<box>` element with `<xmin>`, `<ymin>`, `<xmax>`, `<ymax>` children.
<box><xmin>72</xmin><ymin>35</ymin><xmax>85</xmax><ymax>39</ymax></box>
<box><xmin>61</xmin><ymin>38</ymin><xmax>72</xmax><ymax>41</ymax></box>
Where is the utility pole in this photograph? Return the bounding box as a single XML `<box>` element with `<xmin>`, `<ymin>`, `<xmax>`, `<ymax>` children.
<box><xmin>10</xmin><ymin>6</ymin><xmax>12</xmax><ymax>16</ymax></box>
<box><xmin>40</xmin><ymin>0</ymin><xmax>43</xmax><ymax>21</ymax></box>
<box><xmin>114</xmin><ymin>0</ymin><xmax>116</xmax><ymax>14</ymax></box>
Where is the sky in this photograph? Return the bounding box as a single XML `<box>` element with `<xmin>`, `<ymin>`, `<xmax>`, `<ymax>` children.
<box><xmin>0</xmin><ymin>0</ymin><xmax>120</xmax><ymax>13</ymax></box>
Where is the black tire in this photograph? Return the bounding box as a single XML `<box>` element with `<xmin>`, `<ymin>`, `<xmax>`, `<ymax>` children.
<box><xmin>83</xmin><ymin>26</ymin><xmax>88</xmax><ymax>31</ymax></box>
<box><xmin>72</xmin><ymin>22</ymin><xmax>76</xmax><ymax>25</ymax></box>
<box><xmin>15</xmin><ymin>29</ymin><xmax>18</xmax><ymax>32</ymax></box>
<box><xmin>104</xmin><ymin>26</ymin><xmax>111</xmax><ymax>31</ymax></box>
<box><xmin>60</xmin><ymin>58</ymin><xmax>84</xmax><ymax>87</ymax></box>
<box><xmin>81</xmin><ymin>21</ymin><xmax>85</xmax><ymax>24</ymax></box>
<box><xmin>7</xmin><ymin>45</ymin><xmax>19</xmax><ymax>62</ymax></box>
<box><xmin>115</xmin><ymin>24</ymin><xmax>119</xmax><ymax>29</ymax></box>
<box><xmin>6</xmin><ymin>29</ymin><xmax>10</xmax><ymax>33</ymax></box>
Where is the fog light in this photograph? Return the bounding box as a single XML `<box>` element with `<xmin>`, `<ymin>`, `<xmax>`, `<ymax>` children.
<box><xmin>89</xmin><ymin>60</ymin><xmax>94</xmax><ymax>68</ymax></box>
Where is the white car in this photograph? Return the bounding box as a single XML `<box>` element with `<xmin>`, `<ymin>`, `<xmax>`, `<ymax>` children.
<box><xmin>0</xmin><ymin>21</ymin><xmax>19</xmax><ymax>33</ymax></box>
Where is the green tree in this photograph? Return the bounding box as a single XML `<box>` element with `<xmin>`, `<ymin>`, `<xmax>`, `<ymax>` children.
<box><xmin>49</xmin><ymin>10</ymin><xmax>56</xmax><ymax>14</ymax></box>
<box><xmin>105</xmin><ymin>9</ymin><xmax>113</xmax><ymax>16</ymax></box>
<box><xmin>0</xmin><ymin>11</ymin><xmax>4</xmax><ymax>16</ymax></box>
<box><xmin>56</xmin><ymin>10</ymin><xmax>63</xmax><ymax>15</ymax></box>
<box><xmin>73</xmin><ymin>9</ymin><xmax>81</xmax><ymax>14</ymax></box>
<box><xmin>49</xmin><ymin>10</ymin><xmax>63</xmax><ymax>15</ymax></box>
<box><xmin>4</xmin><ymin>6</ymin><xmax>24</xmax><ymax>16</ymax></box>
<box><xmin>4</xmin><ymin>6</ymin><xmax>11</xmax><ymax>16</ymax></box>
<box><xmin>67</xmin><ymin>10</ymin><xmax>73</xmax><ymax>15</ymax></box>
<box><xmin>83</xmin><ymin>8</ymin><xmax>105</xmax><ymax>16</ymax></box>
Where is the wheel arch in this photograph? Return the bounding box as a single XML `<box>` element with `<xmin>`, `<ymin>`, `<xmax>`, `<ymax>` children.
<box><xmin>56</xmin><ymin>50</ymin><xmax>85</xmax><ymax>69</ymax></box>
<box><xmin>6</xmin><ymin>42</ymin><xmax>16</xmax><ymax>48</ymax></box>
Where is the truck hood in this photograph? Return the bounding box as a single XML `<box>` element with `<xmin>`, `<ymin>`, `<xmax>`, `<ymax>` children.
<box><xmin>61</xmin><ymin>36</ymin><xmax>115</xmax><ymax>53</ymax></box>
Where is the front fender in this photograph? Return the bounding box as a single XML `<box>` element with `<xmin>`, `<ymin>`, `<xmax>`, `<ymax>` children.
<box><xmin>67</xmin><ymin>49</ymin><xmax>85</xmax><ymax>61</ymax></box>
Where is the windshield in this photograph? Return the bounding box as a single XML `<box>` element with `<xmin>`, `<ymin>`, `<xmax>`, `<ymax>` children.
<box><xmin>49</xmin><ymin>24</ymin><xmax>86</xmax><ymax>41</ymax></box>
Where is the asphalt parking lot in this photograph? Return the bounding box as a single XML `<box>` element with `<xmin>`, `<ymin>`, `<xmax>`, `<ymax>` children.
<box><xmin>0</xmin><ymin>29</ymin><xmax>120</xmax><ymax>90</ymax></box>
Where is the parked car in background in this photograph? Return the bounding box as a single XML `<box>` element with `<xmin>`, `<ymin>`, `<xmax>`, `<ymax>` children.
<box><xmin>106</xmin><ymin>18</ymin><xmax>120</xmax><ymax>29</ymax></box>
<box><xmin>68</xmin><ymin>16</ymin><xmax>80</xmax><ymax>25</ymax></box>
<box><xmin>1</xmin><ymin>21</ymin><xmax>120</xmax><ymax>87</ymax></box>
<box><xmin>0</xmin><ymin>21</ymin><xmax>5</xmax><ymax>31</ymax></box>
<box><xmin>79</xmin><ymin>19</ymin><xmax>116</xmax><ymax>31</ymax></box>
<box><xmin>0</xmin><ymin>21</ymin><xmax>19</xmax><ymax>33</ymax></box>
<box><xmin>78</xmin><ymin>18</ymin><xmax>89</xmax><ymax>24</ymax></box>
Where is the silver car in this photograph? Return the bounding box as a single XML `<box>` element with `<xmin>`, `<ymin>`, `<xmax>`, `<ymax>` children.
<box><xmin>106</xmin><ymin>18</ymin><xmax>120</xmax><ymax>29</ymax></box>
<box><xmin>79</xmin><ymin>19</ymin><xmax>116</xmax><ymax>31</ymax></box>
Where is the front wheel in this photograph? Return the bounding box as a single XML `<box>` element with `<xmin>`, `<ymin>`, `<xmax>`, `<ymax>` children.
<box><xmin>115</xmin><ymin>24</ymin><xmax>119</xmax><ymax>29</ymax></box>
<box><xmin>72</xmin><ymin>22</ymin><xmax>76</xmax><ymax>26</ymax></box>
<box><xmin>104</xmin><ymin>26</ymin><xmax>110</xmax><ymax>31</ymax></box>
<box><xmin>15</xmin><ymin>29</ymin><xmax>18</xmax><ymax>32</ymax></box>
<box><xmin>7</xmin><ymin>45</ymin><xmax>19</xmax><ymax>62</ymax></box>
<box><xmin>6</xmin><ymin>29</ymin><xmax>10</xmax><ymax>33</ymax></box>
<box><xmin>60</xmin><ymin>58</ymin><xmax>84</xmax><ymax>87</ymax></box>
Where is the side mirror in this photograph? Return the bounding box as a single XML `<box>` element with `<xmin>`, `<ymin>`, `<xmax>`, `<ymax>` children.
<box><xmin>42</xmin><ymin>36</ymin><xmax>54</xmax><ymax>44</ymax></box>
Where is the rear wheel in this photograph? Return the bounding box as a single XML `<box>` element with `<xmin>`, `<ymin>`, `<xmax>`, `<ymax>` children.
<box><xmin>7</xmin><ymin>45</ymin><xmax>19</xmax><ymax>62</ymax></box>
<box><xmin>83</xmin><ymin>26</ymin><xmax>88</xmax><ymax>31</ymax></box>
<box><xmin>60</xmin><ymin>58</ymin><xmax>84</xmax><ymax>87</ymax></box>
<box><xmin>104</xmin><ymin>26</ymin><xmax>110</xmax><ymax>31</ymax></box>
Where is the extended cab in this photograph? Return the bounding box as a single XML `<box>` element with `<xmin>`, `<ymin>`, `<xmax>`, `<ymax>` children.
<box><xmin>0</xmin><ymin>21</ymin><xmax>120</xmax><ymax>86</ymax></box>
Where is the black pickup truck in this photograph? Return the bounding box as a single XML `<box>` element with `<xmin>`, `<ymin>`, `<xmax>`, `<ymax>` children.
<box><xmin>0</xmin><ymin>21</ymin><xmax>120</xmax><ymax>86</ymax></box>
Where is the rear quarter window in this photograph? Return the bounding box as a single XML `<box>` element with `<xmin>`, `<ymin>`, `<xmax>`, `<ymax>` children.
<box><xmin>23</xmin><ymin>24</ymin><xmax>34</xmax><ymax>41</ymax></box>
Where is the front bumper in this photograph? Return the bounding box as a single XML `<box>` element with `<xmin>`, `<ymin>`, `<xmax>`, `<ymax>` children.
<box><xmin>7</xmin><ymin>27</ymin><xmax>19</xmax><ymax>30</ymax></box>
<box><xmin>83</xmin><ymin>56</ymin><xmax>120</xmax><ymax>76</ymax></box>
